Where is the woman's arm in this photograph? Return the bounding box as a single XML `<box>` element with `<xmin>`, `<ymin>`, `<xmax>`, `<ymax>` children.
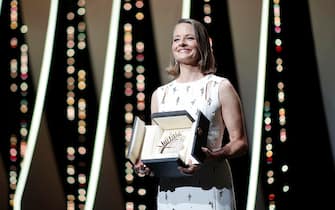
<box><xmin>203</xmin><ymin>79</ymin><xmax>248</xmax><ymax>159</ymax></box>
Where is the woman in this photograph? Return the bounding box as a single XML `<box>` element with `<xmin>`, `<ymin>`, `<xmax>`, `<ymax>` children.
<box><xmin>136</xmin><ymin>18</ymin><xmax>248</xmax><ymax>210</ymax></box>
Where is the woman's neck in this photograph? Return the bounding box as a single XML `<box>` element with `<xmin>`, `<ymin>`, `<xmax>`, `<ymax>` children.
<box><xmin>177</xmin><ymin>64</ymin><xmax>204</xmax><ymax>83</ymax></box>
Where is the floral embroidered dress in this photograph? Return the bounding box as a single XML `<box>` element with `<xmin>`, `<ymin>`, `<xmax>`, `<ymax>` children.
<box><xmin>154</xmin><ymin>74</ymin><xmax>236</xmax><ymax>210</ymax></box>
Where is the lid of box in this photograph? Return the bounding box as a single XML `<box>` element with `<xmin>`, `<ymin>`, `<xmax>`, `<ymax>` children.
<box><xmin>126</xmin><ymin>116</ymin><xmax>146</xmax><ymax>164</ymax></box>
<box><xmin>151</xmin><ymin>110</ymin><xmax>194</xmax><ymax>130</ymax></box>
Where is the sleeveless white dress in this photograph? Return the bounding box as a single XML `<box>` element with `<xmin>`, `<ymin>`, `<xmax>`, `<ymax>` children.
<box><xmin>154</xmin><ymin>74</ymin><xmax>236</xmax><ymax>210</ymax></box>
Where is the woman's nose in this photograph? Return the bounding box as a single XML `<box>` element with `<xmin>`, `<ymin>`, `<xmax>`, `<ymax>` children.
<box><xmin>178</xmin><ymin>39</ymin><xmax>186</xmax><ymax>46</ymax></box>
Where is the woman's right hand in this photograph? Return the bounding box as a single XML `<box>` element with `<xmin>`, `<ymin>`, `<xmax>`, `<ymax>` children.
<box><xmin>134</xmin><ymin>159</ymin><xmax>151</xmax><ymax>176</ymax></box>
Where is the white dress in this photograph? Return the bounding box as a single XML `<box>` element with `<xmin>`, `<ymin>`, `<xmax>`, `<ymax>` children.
<box><xmin>154</xmin><ymin>74</ymin><xmax>236</xmax><ymax>210</ymax></box>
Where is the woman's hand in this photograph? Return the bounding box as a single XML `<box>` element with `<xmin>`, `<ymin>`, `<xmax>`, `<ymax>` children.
<box><xmin>134</xmin><ymin>160</ymin><xmax>151</xmax><ymax>176</ymax></box>
<box><xmin>201</xmin><ymin>146</ymin><xmax>227</xmax><ymax>160</ymax></box>
<box><xmin>178</xmin><ymin>160</ymin><xmax>200</xmax><ymax>176</ymax></box>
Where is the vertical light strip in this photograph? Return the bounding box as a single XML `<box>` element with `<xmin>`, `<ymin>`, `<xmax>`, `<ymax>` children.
<box><xmin>85</xmin><ymin>0</ymin><xmax>121</xmax><ymax>209</ymax></box>
<box><xmin>0</xmin><ymin>0</ymin><xmax>3</xmax><ymax>16</ymax></box>
<box><xmin>181</xmin><ymin>0</ymin><xmax>191</xmax><ymax>18</ymax></box>
<box><xmin>246</xmin><ymin>0</ymin><xmax>270</xmax><ymax>210</ymax></box>
<box><xmin>13</xmin><ymin>1</ymin><xmax>59</xmax><ymax>210</ymax></box>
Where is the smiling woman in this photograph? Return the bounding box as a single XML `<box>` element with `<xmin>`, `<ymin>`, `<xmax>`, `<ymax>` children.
<box><xmin>134</xmin><ymin>18</ymin><xmax>248</xmax><ymax>210</ymax></box>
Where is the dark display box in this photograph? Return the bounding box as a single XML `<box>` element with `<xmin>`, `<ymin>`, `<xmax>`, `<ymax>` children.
<box><xmin>127</xmin><ymin>110</ymin><xmax>209</xmax><ymax>177</ymax></box>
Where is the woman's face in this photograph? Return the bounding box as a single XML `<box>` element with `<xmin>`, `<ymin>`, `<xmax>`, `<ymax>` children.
<box><xmin>172</xmin><ymin>23</ymin><xmax>199</xmax><ymax>66</ymax></box>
